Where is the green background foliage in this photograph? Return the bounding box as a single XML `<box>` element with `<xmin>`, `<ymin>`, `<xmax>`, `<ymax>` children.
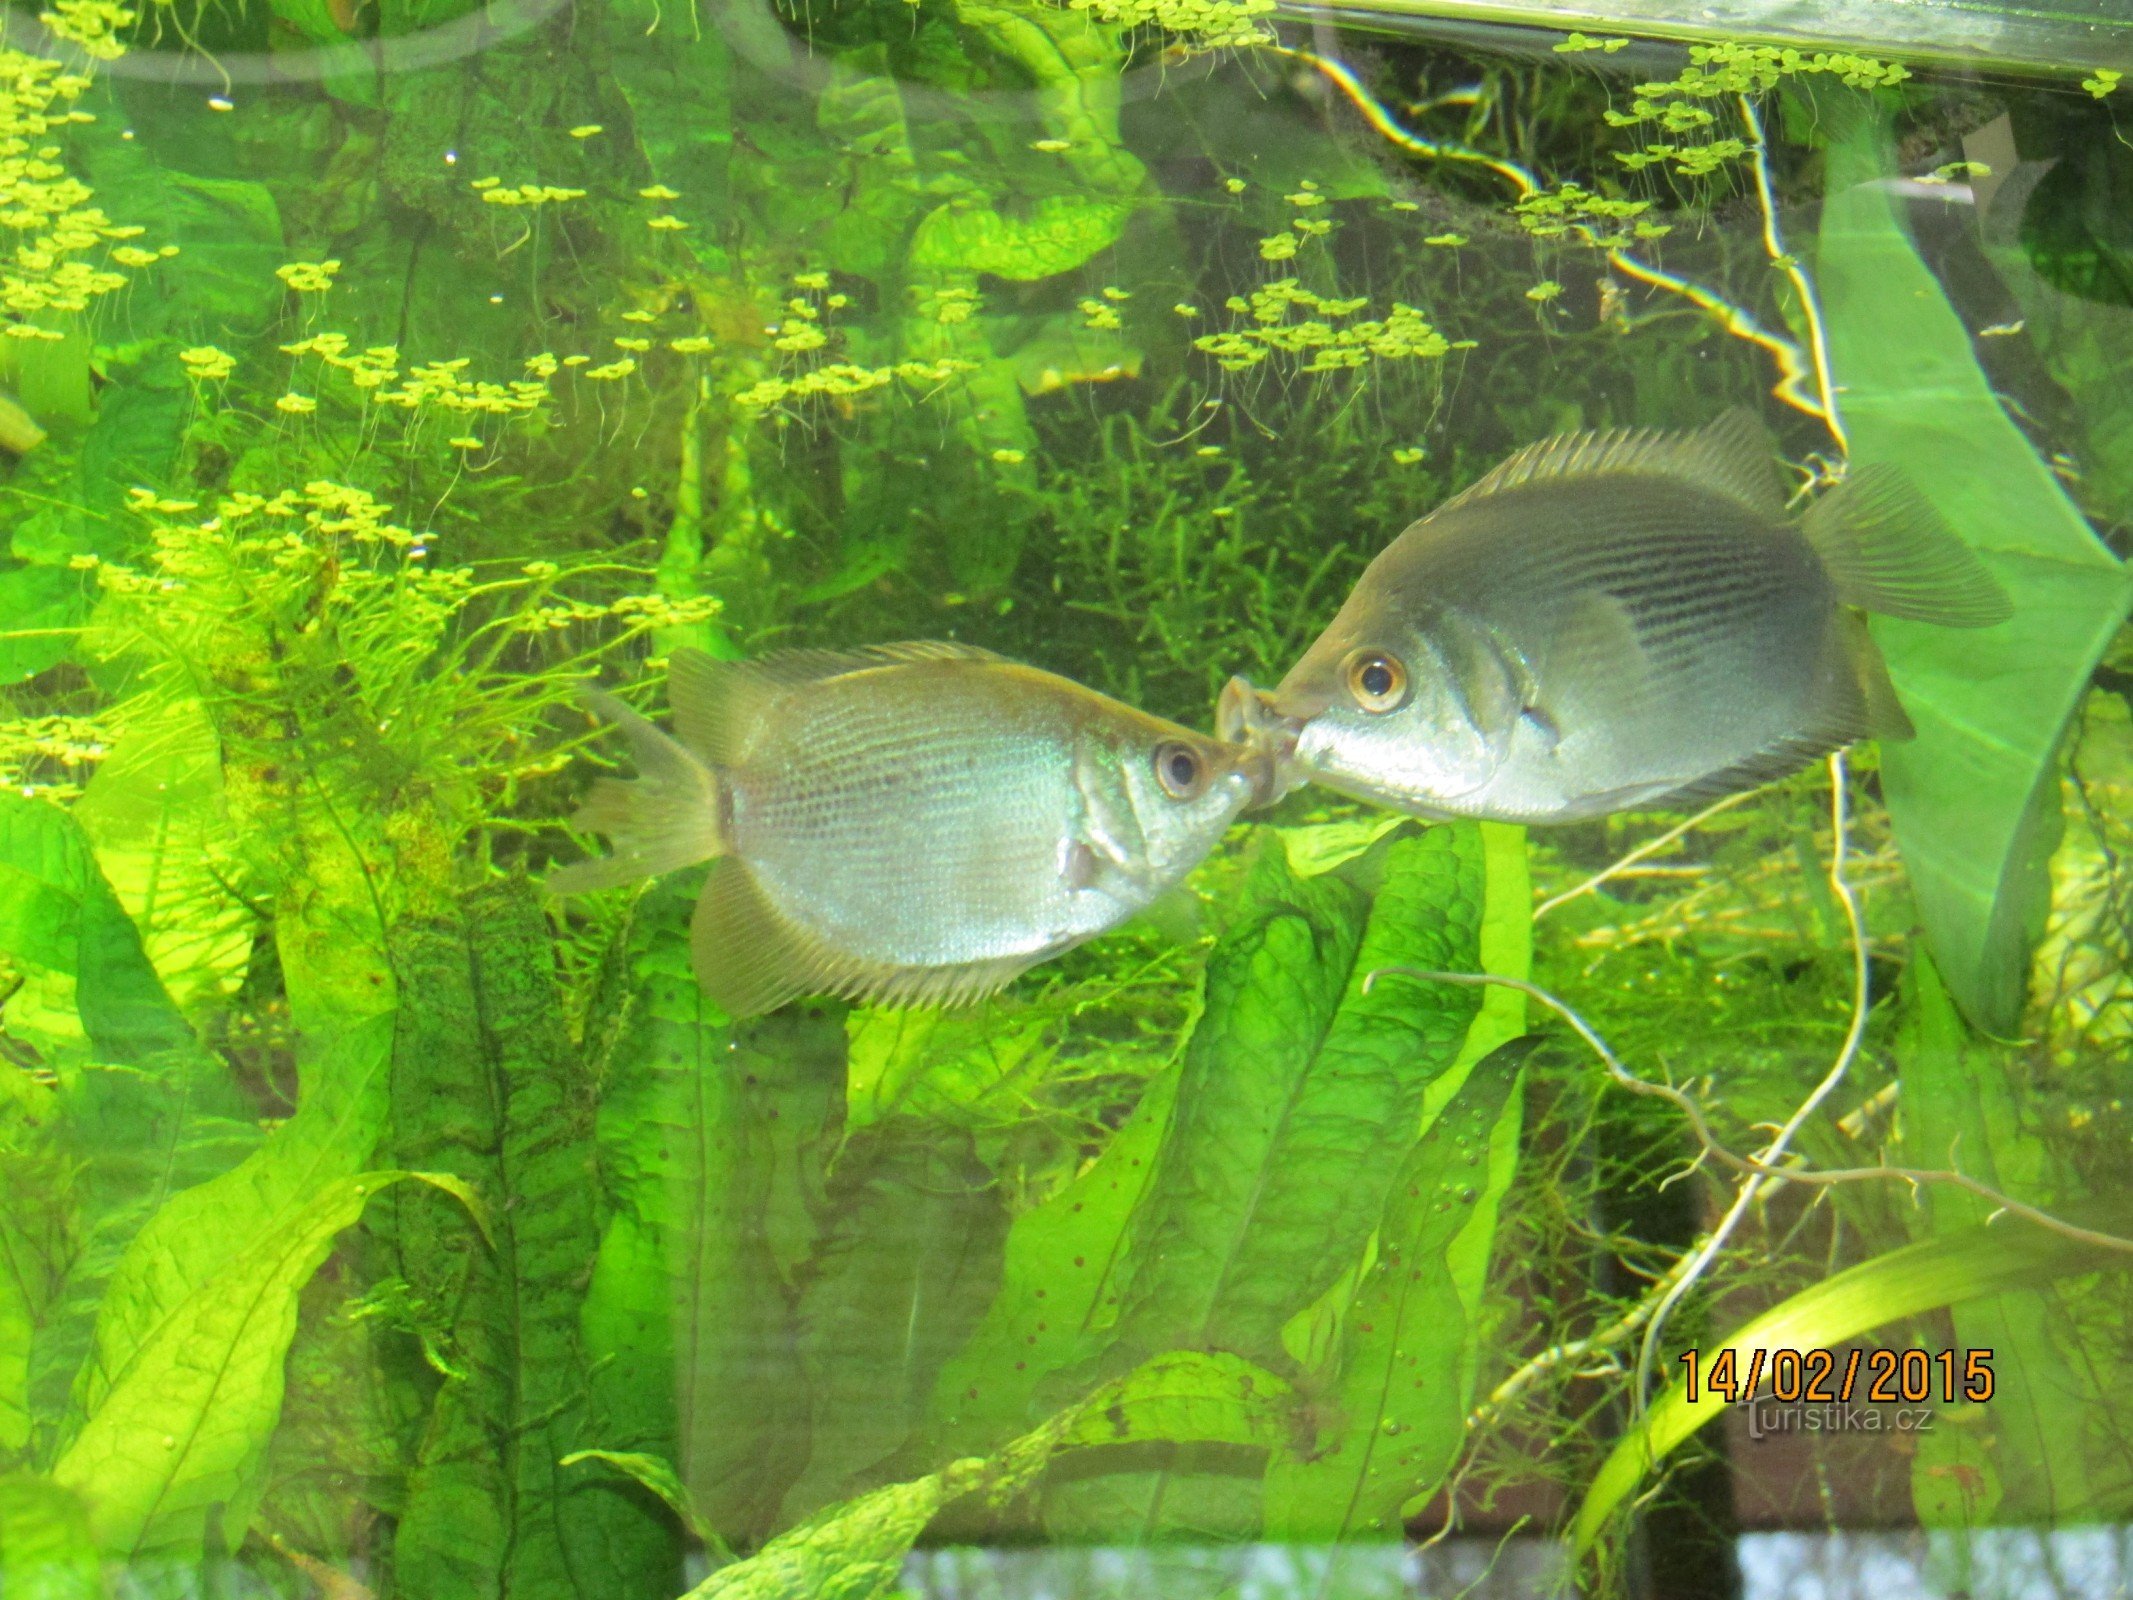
<box><xmin>0</xmin><ymin>0</ymin><xmax>2128</xmax><ymax>1596</ymax></box>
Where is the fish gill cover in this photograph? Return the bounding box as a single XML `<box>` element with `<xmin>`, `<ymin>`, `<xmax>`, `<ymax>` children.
<box><xmin>0</xmin><ymin>1</ymin><xmax>2126</xmax><ymax>1597</ymax></box>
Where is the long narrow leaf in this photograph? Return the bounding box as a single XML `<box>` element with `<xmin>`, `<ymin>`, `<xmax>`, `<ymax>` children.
<box><xmin>1571</xmin><ymin>1210</ymin><xmax>2133</xmax><ymax>1555</ymax></box>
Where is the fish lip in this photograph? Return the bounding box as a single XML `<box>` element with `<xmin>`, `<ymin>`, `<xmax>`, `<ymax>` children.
<box><xmin>1215</xmin><ymin>677</ymin><xmax>1309</xmax><ymax>811</ymax></box>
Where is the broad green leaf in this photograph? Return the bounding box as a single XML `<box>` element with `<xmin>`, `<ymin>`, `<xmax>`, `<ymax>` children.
<box><xmin>688</xmin><ymin>1350</ymin><xmax>1292</xmax><ymax>1600</ymax></box>
<box><xmin>1263</xmin><ymin>1038</ymin><xmax>1527</xmax><ymax>1541</ymax></box>
<box><xmin>908</xmin><ymin>196</ymin><xmax>1134</xmax><ymax>281</ymax></box>
<box><xmin>843</xmin><ymin>1002</ymin><xmax>1057</xmax><ymax>1135</ymax></box>
<box><xmin>1815</xmin><ymin>90</ymin><xmax>2133</xmax><ymax>1032</ymax></box>
<box><xmin>73</xmin><ymin>692</ymin><xmax>256</xmax><ymax>1018</ymax></box>
<box><xmin>0</xmin><ymin>1473</ymin><xmax>99</xmax><ymax>1600</ymax></box>
<box><xmin>579</xmin><ymin>880</ymin><xmax>838</xmax><ymax>1555</ymax></box>
<box><xmin>0</xmin><ymin>787</ymin><xmax>189</xmax><ymax>1060</ymax></box>
<box><xmin>1571</xmin><ymin>1206</ymin><xmax>2133</xmax><ymax>1555</ymax></box>
<box><xmin>1898</xmin><ymin>953</ymin><xmax>2101</xmax><ymax>1522</ymax></box>
<box><xmin>70</xmin><ymin>1013</ymin><xmax>393</xmax><ymax>1429</ymax></box>
<box><xmin>561</xmin><ymin>1450</ymin><xmax>726</xmax><ymax>1554</ymax></box>
<box><xmin>781</xmin><ymin>1118</ymin><xmax>1009</xmax><ymax>1519</ymax></box>
<box><xmin>1108</xmin><ymin>825</ymin><xmax>1487</xmax><ymax>1365</ymax></box>
<box><xmin>0</xmin><ymin>565</ymin><xmax>87</xmax><ymax>686</ymax></box>
<box><xmin>0</xmin><ymin>795</ymin><xmax>256</xmax><ymax>1455</ymax></box>
<box><xmin>925</xmin><ymin>1062</ymin><xmax>1180</xmax><ymax>1462</ymax></box>
<box><xmin>389</xmin><ymin>881</ymin><xmax>653</xmax><ymax>1598</ymax></box>
<box><xmin>51</xmin><ymin>1169</ymin><xmax>471</xmax><ymax>1558</ymax></box>
<box><xmin>609</xmin><ymin>0</ymin><xmax>733</xmax><ymax>277</ymax></box>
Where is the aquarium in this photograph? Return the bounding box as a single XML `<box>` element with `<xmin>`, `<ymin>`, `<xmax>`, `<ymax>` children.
<box><xmin>0</xmin><ymin>0</ymin><xmax>2128</xmax><ymax>1596</ymax></box>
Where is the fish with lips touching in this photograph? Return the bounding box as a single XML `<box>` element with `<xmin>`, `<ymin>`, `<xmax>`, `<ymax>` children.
<box><xmin>551</xmin><ymin>642</ymin><xmax>1271</xmax><ymax>1016</ymax></box>
<box><xmin>1219</xmin><ymin>410</ymin><xmax>2011</xmax><ymax>823</ymax></box>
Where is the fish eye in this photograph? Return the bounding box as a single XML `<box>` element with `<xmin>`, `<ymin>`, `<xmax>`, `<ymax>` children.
<box><xmin>1345</xmin><ymin>650</ymin><xmax>1408</xmax><ymax>713</ymax></box>
<box><xmin>1153</xmin><ymin>740</ymin><xmax>1207</xmax><ymax>800</ymax></box>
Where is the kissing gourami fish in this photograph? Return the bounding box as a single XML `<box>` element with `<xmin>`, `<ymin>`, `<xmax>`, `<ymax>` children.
<box><xmin>1219</xmin><ymin>410</ymin><xmax>2011</xmax><ymax>823</ymax></box>
<box><xmin>551</xmin><ymin>642</ymin><xmax>1267</xmax><ymax>1016</ymax></box>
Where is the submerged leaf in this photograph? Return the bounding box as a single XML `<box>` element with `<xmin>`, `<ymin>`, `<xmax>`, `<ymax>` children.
<box><xmin>51</xmin><ymin>1170</ymin><xmax>468</xmax><ymax>1559</ymax></box>
<box><xmin>1262</xmin><ymin>1045</ymin><xmax>1529</xmax><ymax>1538</ymax></box>
<box><xmin>1108</xmin><ymin>825</ymin><xmax>1488</xmax><ymax>1365</ymax></box>
<box><xmin>1570</xmin><ymin>1206</ymin><xmax>2133</xmax><ymax>1555</ymax></box>
<box><xmin>782</xmin><ymin>1118</ymin><xmax>1008</xmax><ymax>1519</ymax></box>
<box><xmin>1815</xmin><ymin>92</ymin><xmax>2133</xmax><ymax>1031</ymax></box>
<box><xmin>1898</xmin><ymin>954</ymin><xmax>2105</xmax><ymax>1521</ymax></box>
<box><xmin>0</xmin><ymin>1473</ymin><xmax>99</xmax><ymax>1600</ymax></box>
<box><xmin>388</xmin><ymin>881</ymin><xmax>652</xmax><ymax>1598</ymax></box>
<box><xmin>579</xmin><ymin>881</ymin><xmax>839</xmax><ymax>1552</ymax></box>
<box><xmin>688</xmin><ymin>1350</ymin><xmax>1292</xmax><ymax>1600</ymax></box>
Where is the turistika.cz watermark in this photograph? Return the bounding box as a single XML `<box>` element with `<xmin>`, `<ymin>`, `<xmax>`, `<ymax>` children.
<box><xmin>1741</xmin><ymin>1399</ymin><xmax>1934</xmax><ymax>1439</ymax></box>
<box><xmin>1676</xmin><ymin>1346</ymin><xmax>1995</xmax><ymax>1440</ymax></box>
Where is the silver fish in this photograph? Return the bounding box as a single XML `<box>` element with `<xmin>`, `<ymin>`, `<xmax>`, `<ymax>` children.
<box><xmin>1219</xmin><ymin>410</ymin><xmax>2011</xmax><ymax>823</ymax></box>
<box><xmin>551</xmin><ymin>642</ymin><xmax>1267</xmax><ymax>1015</ymax></box>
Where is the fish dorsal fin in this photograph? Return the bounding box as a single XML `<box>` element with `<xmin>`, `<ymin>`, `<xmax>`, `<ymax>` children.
<box><xmin>1435</xmin><ymin>407</ymin><xmax>1787</xmax><ymax>519</ymax></box>
<box><xmin>691</xmin><ymin>858</ymin><xmax>1037</xmax><ymax>1017</ymax></box>
<box><xmin>666</xmin><ymin>641</ymin><xmax>1007</xmax><ymax>765</ymax></box>
<box><xmin>749</xmin><ymin>640</ymin><xmax>1008</xmax><ymax>681</ymax></box>
<box><xmin>1800</xmin><ymin>464</ymin><xmax>2013</xmax><ymax>627</ymax></box>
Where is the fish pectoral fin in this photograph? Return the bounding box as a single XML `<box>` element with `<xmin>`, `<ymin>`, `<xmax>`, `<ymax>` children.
<box><xmin>1800</xmin><ymin>464</ymin><xmax>2011</xmax><ymax>627</ymax></box>
<box><xmin>691</xmin><ymin>860</ymin><xmax>1036</xmax><ymax>1017</ymax></box>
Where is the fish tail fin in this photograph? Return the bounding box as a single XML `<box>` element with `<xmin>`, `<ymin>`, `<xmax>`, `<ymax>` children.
<box><xmin>1839</xmin><ymin>611</ymin><xmax>1917</xmax><ymax>742</ymax></box>
<box><xmin>1801</xmin><ymin>465</ymin><xmax>2012</xmax><ymax>627</ymax></box>
<box><xmin>546</xmin><ymin>687</ymin><xmax>729</xmax><ymax>897</ymax></box>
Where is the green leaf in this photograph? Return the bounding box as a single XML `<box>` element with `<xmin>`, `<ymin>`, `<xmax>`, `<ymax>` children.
<box><xmin>387</xmin><ymin>881</ymin><xmax>654</xmax><ymax>1598</ymax></box>
<box><xmin>50</xmin><ymin>1169</ymin><xmax>469</xmax><ymax>1558</ymax></box>
<box><xmin>0</xmin><ymin>1473</ymin><xmax>100</xmax><ymax>1600</ymax></box>
<box><xmin>909</xmin><ymin>196</ymin><xmax>1134</xmax><ymax>281</ymax></box>
<box><xmin>925</xmin><ymin>1060</ymin><xmax>1179</xmax><ymax>1462</ymax></box>
<box><xmin>687</xmin><ymin>1350</ymin><xmax>1293</xmax><ymax>1600</ymax></box>
<box><xmin>72</xmin><ymin>692</ymin><xmax>256</xmax><ymax>1020</ymax></box>
<box><xmin>843</xmin><ymin>1001</ymin><xmax>1057</xmax><ymax>1134</ymax></box>
<box><xmin>70</xmin><ymin>1013</ymin><xmax>393</xmax><ymax>1433</ymax></box>
<box><xmin>1898</xmin><ymin>953</ymin><xmax>2103</xmax><ymax>1521</ymax></box>
<box><xmin>578</xmin><ymin>881</ymin><xmax>838</xmax><ymax>1551</ymax></box>
<box><xmin>561</xmin><ymin>1450</ymin><xmax>728</xmax><ymax>1555</ymax></box>
<box><xmin>1814</xmin><ymin>90</ymin><xmax>2133</xmax><ymax>1031</ymax></box>
<box><xmin>609</xmin><ymin>0</ymin><xmax>733</xmax><ymax>276</ymax></box>
<box><xmin>1570</xmin><ymin>1206</ymin><xmax>2133</xmax><ymax>1556</ymax></box>
<box><xmin>0</xmin><ymin>787</ymin><xmax>190</xmax><ymax>1056</ymax></box>
<box><xmin>1108</xmin><ymin>825</ymin><xmax>1488</xmax><ymax>1365</ymax></box>
<box><xmin>1263</xmin><ymin>1038</ymin><xmax>1528</xmax><ymax>1540</ymax></box>
<box><xmin>0</xmin><ymin>565</ymin><xmax>87</xmax><ymax>686</ymax></box>
<box><xmin>781</xmin><ymin>1117</ymin><xmax>1009</xmax><ymax>1520</ymax></box>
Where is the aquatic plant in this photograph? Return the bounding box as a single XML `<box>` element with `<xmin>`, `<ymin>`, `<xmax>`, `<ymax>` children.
<box><xmin>0</xmin><ymin>2</ymin><xmax>2128</xmax><ymax>1596</ymax></box>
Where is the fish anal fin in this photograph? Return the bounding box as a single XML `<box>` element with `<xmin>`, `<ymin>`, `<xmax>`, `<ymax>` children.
<box><xmin>1843</xmin><ymin>612</ymin><xmax>1917</xmax><ymax>741</ymax></box>
<box><xmin>1801</xmin><ymin>464</ymin><xmax>2013</xmax><ymax>627</ymax></box>
<box><xmin>692</xmin><ymin>859</ymin><xmax>816</xmax><ymax>1018</ymax></box>
<box><xmin>691</xmin><ymin>859</ymin><xmax>1039</xmax><ymax>1018</ymax></box>
<box><xmin>1641</xmin><ymin>733</ymin><xmax>1853</xmax><ymax>810</ymax></box>
<box><xmin>1436</xmin><ymin>406</ymin><xmax>1786</xmax><ymax>518</ymax></box>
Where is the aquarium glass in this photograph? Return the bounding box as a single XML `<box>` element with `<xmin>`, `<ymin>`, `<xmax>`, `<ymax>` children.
<box><xmin>0</xmin><ymin>1</ymin><xmax>2128</xmax><ymax>1597</ymax></box>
